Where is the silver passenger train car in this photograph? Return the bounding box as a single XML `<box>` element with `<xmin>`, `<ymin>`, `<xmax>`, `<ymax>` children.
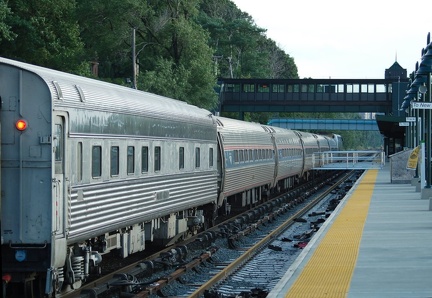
<box><xmin>215</xmin><ymin>117</ymin><xmax>275</xmax><ymax>212</ymax></box>
<box><xmin>0</xmin><ymin>58</ymin><xmax>219</xmax><ymax>294</ymax></box>
<box><xmin>0</xmin><ymin>58</ymin><xmax>342</xmax><ymax>296</ymax></box>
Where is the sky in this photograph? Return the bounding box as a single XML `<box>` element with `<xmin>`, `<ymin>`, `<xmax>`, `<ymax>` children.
<box><xmin>232</xmin><ymin>0</ymin><xmax>431</xmax><ymax>79</ymax></box>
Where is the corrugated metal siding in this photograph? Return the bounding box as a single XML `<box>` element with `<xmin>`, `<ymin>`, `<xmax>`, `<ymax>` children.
<box><xmin>299</xmin><ymin>132</ymin><xmax>320</xmax><ymax>171</ymax></box>
<box><xmin>68</xmin><ymin>171</ymin><xmax>217</xmax><ymax>241</ymax></box>
<box><xmin>223</xmin><ymin>164</ymin><xmax>274</xmax><ymax>197</ymax></box>
<box><xmin>316</xmin><ymin>135</ymin><xmax>330</xmax><ymax>151</ymax></box>
<box><xmin>271</xmin><ymin>126</ymin><xmax>304</xmax><ymax>180</ymax></box>
<box><xmin>216</xmin><ymin>117</ymin><xmax>276</xmax><ymax>196</ymax></box>
<box><xmin>277</xmin><ymin>158</ymin><xmax>303</xmax><ymax>179</ymax></box>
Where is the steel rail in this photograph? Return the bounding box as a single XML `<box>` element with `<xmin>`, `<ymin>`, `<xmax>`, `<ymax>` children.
<box><xmin>187</xmin><ymin>171</ymin><xmax>354</xmax><ymax>297</ymax></box>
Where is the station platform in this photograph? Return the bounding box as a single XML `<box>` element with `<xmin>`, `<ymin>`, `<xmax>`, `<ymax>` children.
<box><xmin>268</xmin><ymin>164</ymin><xmax>432</xmax><ymax>297</ymax></box>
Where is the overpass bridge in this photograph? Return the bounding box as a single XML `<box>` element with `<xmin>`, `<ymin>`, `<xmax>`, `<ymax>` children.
<box><xmin>218</xmin><ymin>78</ymin><xmax>408</xmax><ymax>115</ymax></box>
<box><xmin>268</xmin><ymin>118</ymin><xmax>379</xmax><ymax>131</ymax></box>
<box><xmin>216</xmin><ymin>77</ymin><xmax>410</xmax><ymax>156</ymax></box>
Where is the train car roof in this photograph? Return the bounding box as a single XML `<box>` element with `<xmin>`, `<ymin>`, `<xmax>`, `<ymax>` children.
<box><xmin>215</xmin><ymin>116</ymin><xmax>269</xmax><ymax>133</ymax></box>
<box><xmin>0</xmin><ymin>57</ymin><xmax>213</xmax><ymax>125</ymax></box>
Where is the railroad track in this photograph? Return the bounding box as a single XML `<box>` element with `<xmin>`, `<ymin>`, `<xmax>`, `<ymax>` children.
<box><xmin>186</xmin><ymin>170</ymin><xmax>359</xmax><ymax>297</ymax></box>
<box><xmin>61</xmin><ymin>170</ymin><xmax>359</xmax><ymax>298</ymax></box>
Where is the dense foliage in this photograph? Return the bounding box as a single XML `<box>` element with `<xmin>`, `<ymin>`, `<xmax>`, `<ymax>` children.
<box><xmin>0</xmin><ymin>0</ymin><xmax>382</xmax><ymax>149</ymax></box>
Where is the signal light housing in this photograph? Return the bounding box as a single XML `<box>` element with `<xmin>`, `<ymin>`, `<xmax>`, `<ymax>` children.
<box><xmin>15</xmin><ymin>119</ymin><xmax>28</xmax><ymax>131</ymax></box>
<box><xmin>2</xmin><ymin>274</ymin><xmax>12</xmax><ymax>283</ymax></box>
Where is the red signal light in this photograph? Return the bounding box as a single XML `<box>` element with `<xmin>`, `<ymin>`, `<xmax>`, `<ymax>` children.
<box><xmin>15</xmin><ymin>119</ymin><xmax>28</xmax><ymax>131</ymax></box>
<box><xmin>2</xmin><ymin>274</ymin><xmax>12</xmax><ymax>283</ymax></box>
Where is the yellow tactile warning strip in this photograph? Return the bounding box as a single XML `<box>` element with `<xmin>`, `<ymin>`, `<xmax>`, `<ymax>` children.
<box><xmin>285</xmin><ymin>169</ymin><xmax>378</xmax><ymax>298</ymax></box>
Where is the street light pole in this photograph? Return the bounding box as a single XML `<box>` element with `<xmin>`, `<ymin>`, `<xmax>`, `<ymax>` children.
<box><xmin>416</xmin><ymin>41</ymin><xmax>432</xmax><ymax>198</ymax></box>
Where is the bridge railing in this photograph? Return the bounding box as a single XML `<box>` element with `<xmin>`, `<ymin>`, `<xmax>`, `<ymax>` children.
<box><xmin>313</xmin><ymin>150</ymin><xmax>385</xmax><ymax>170</ymax></box>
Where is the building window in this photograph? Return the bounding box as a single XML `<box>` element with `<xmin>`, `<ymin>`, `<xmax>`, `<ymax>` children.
<box><xmin>142</xmin><ymin>146</ymin><xmax>149</xmax><ymax>173</ymax></box>
<box><xmin>154</xmin><ymin>146</ymin><xmax>161</xmax><ymax>171</ymax></box>
<box><xmin>92</xmin><ymin>145</ymin><xmax>102</xmax><ymax>178</ymax></box>
<box><xmin>110</xmin><ymin>146</ymin><xmax>119</xmax><ymax>176</ymax></box>
<box><xmin>127</xmin><ymin>146</ymin><xmax>135</xmax><ymax>174</ymax></box>
<box><xmin>179</xmin><ymin>147</ymin><xmax>185</xmax><ymax>169</ymax></box>
<box><xmin>243</xmin><ymin>84</ymin><xmax>255</xmax><ymax>92</ymax></box>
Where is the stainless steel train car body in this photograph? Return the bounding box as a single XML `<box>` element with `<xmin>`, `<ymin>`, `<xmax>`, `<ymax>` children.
<box><xmin>314</xmin><ymin>134</ymin><xmax>331</xmax><ymax>167</ymax></box>
<box><xmin>0</xmin><ymin>58</ymin><xmax>218</xmax><ymax>289</ymax></box>
<box><xmin>1</xmin><ymin>57</ymin><xmax>344</xmax><ymax>296</ymax></box>
<box><xmin>315</xmin><ymin>134</ymin><xmax>330</xmax><ymax>152</ymax></box>
<box><xmin>215</xmin><ymin>116</ymin><xmax>275</xmax><ymax>206</ymax></box>
<box><xmin>295</xmin><ymin>131</ymin><xmax>320</xmax><ymax>172</ymax></box>
<box><xmin>331</xmin><ymin>134</ymin><xmax>343</xmax><ymax>150</ymax></box>
<box><xmin>266</xmin><ymin>126</ymin><xmax>303</xmax><ymax>183</ymax></box>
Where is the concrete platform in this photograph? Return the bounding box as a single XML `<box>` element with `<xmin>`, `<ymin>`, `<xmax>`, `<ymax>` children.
<box><xmin>268</xmin><ymin>164</ymin><xmax>432</xmax><ymax>297</ymax></box>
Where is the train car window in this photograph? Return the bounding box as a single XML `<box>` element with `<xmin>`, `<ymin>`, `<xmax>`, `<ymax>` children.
<box><xmin>253</xmin><ymin>149</ymin><xmax>257</xmax><ymax>160</ymax></box>
<box><xmin>244</xmin><ymin>150</ymin><xmax>248</xmax><ymax>162</ymax></box>
<box><xmin>53</xmin><ymin>122</ymin><xmax>64</xmax><ymax>174</ymax></box>
<box><xmin>110</xmin><ymin>146</ymin><xmax>119</xmax><ymax>176</ymax></box>
<box><xmin>195</xmin><ymin>147</ymin><xmax>201</xmax><ymax>168</ymax></box>
<box><xmin>234</xmin><ymin>150</ymin><xmax>239</xmax><ymax>163</ymax></box>
<box><xmin>54</xmin><ymin>124</ymin><xmax>63</xmax><ymax>162</ymax></box>
<box><xmin>239</xmin><ymin>150</ymin><xmax>244</xmax><ymax>162</ymax></box>
<box><xmin>154</xmin><ymin>146</ymin><xmax>161</xmax><ymax>171</ymax></box>
<box><xmin>142</xmin><ymin>146</ymin><xmax>149</xmax><ymax>173</ymax></box>
<box><xmin>179</xmin><ymin>147</ymin><xmax>185</xmax><ymax>169</ymax></box>
<box><xmin>127</xmin><ymin>146</ymin><xmax>135</xmax><ymax>174</ymax></box>
<box><xmin>248</xmin><ymin>149</ymin><xmax>253</xmax><ymax>161</ymax></box>
<box><xmin>77</xmin><ymin>142</ymin><xmax>83</xmax><ymax>182</ymax></box>
<box><xmin>92</xmin><ymin>146</ymin><xmax>102</xmax><ymax>178</ymax></box>
<box><xmin>209</xmin><ymin>148</ymin><xmax>213</xmax><ymax>167</ymax></box>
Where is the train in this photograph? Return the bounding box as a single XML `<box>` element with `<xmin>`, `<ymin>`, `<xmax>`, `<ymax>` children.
<box><xmin>0</xmin><ymin>57</ymin><xmax>343</xmax><ymax>296</ymax></box>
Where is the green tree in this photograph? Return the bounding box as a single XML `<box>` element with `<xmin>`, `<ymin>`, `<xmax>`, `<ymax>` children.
<box><xmin>138</xmin><ymin>0</ymin><xmax>217</xmax><ymax>109</ymax></box>
<box><xmin>77</xmin><ymin>0</ymin><xmax>218</xmax><ymax>109</ymax></box>
<box><xmin>76</xmin><ymin>0</ymin><xmax>146</xmax><ymax>79</ymax></box>
<box><xmin>0</xmin><ymin>0</ymin><xmax>86</xmax><ymax>74</ymax></box>
<box><xmin>199</xmin><ymin>0</ymin><xmax>298</xmax><ymax>80</ymax></box>
<box><xmin>0</xmin><ymin>0</ymin><xmax>15</xmax><ymax>42</ymax></box>
<box><xmin>199</xmin><ymin>0</ymin><xmax>268</xmax><ymax>78</ymax></box>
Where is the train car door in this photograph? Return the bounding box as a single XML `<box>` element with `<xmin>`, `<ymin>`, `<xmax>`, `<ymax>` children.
<box><xmin>53</xmin><ymin>115</ymin><xmax>67</xmax><ymax>237</ymax></box>
<box><xmin>216</xmin><ymin>131</ymin><xmax>226</xmax><ymax>208</ymax></box>
<box><xmin>52</xmin><ymin>115</ymin><xmax>68</xmax><ymax>268</ymax></box>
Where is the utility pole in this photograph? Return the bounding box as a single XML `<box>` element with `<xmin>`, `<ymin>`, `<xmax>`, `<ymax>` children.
<box><xmin>132</xmin><ymin>28</ymin><xmax>137</xmax><ymax>89</ymax></box>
